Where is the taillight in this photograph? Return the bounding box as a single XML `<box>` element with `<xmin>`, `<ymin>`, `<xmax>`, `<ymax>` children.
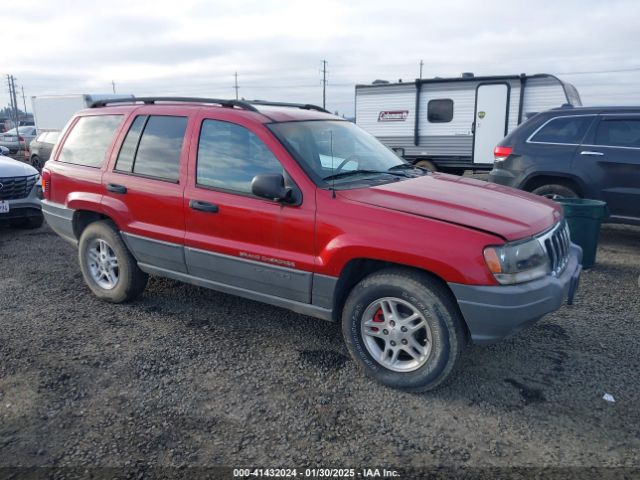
<box><xmin>41</xmin><ymin>170</ymin><xmax>51</xmax><ymax>200</ymax></box>
<box><xmin>18</xmin><ymin>135</ymin><xmax>24</xmax><ymax>142</ymax></box>
<box><xmin>494</xmin><ymin>146</ymin><xmax>513</xmax><ymax>161</ymax></box>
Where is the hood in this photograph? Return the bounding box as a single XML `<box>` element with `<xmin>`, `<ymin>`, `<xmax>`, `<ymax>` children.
<box><xmin>339</xmin><ymin>173</ymin><xmax>561</xmax><ymax>241</ymax></box>
<box><xmin>0</xmin><ymin>155</ymin><xmax>38</xmax><ymax>177</ymax></box>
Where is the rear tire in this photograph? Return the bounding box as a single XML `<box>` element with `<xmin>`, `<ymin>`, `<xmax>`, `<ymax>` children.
<box><xmin>415</xmin><ymin>160</ymin><xmax>437</xmax><ymax>172</ymax></box>
<box><xmin>78</xmin><ymin>220</ymin><xmax>148</xmax><ymax>303</ymax></box>
<box><xmin>531</xmin><ymin>183</ymin><xmax>579</xmax><ymax>200</ymax></box>
<box><xmin>341</xmin><ymin>268</ymin><xmax>466</xmax><ymax>391</ymax></box>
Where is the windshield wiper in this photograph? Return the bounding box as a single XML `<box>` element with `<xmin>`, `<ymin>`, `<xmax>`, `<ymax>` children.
<box><xmin>388</xmin><ymin>163</ymin><xmax>429</xmax><ymax>173</ymax></box>
<box><xmin>323</xmin><ymin>169</ymin><xmax>407</xmax><ymax>181</ymax></box>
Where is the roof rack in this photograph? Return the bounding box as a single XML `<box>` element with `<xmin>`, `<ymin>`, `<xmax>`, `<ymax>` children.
<box><xmin>89</xmin><ymin>97</ymin><xmax>332</xmax><ymax>115</ymax></box>
<box><xmin>89</xmin><ymin>97</ymin><xmax>259</xmax><ymax>111</ymax></box>
<box><xmin>247</xmin><ymin>100</ymin><xmax>330</xmax><ymax>114</ymax></box>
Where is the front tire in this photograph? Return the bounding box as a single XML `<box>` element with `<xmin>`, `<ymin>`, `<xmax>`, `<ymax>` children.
<box><xmin>78</xmin><ymin>220</ymin><xmax>148</xmax><ymax>303</ymax></box>
<box><xmin>341</xmin><ymin>268</ymin><xmax>466</xmax><ymax>391</ymax></box>
<box><xmin>13</xmin><ymin>215</ymin><xmax>43</xmax><ymax>229</ymax></box>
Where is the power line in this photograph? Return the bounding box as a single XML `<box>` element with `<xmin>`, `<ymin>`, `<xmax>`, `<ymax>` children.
<box><xmin>558</xmin><ymin>66</ymin><xmax>640</xmax><ymax>76</ymax></box>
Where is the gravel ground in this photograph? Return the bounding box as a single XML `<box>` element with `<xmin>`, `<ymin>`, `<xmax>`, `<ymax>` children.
<box><xmin>0</xmin><ymin>221</ymin><xmax>639</xmax><ymax>476</ymax></box>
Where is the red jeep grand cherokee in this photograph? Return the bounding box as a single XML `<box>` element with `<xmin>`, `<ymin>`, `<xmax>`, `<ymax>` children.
<box><xmin>41</xmin><ymin>98</ymin><xmax>582</xmax><ymax>391</ymax></box>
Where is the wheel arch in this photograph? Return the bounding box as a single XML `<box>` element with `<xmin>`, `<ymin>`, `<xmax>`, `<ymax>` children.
<box><xmin>521</xmin><ymin>173</ymin><xmax>585</xmax><ymax>196</ymax></box>
<box><xmin>331</xmin><ymin>258</ymin><xmax>471</xmax><ymax>341</ymax></box>
<box><xmin>72</xmin><ymin>209</ymin><xmax>114</xmax><ymax>240</ymax></box>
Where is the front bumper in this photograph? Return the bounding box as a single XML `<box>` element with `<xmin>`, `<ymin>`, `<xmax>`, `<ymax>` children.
<box><xmin>449</xmin><ymin>244</ymin><xmax>583</xmax><ymax>345</ymax></box>
<box><xmin>0</xmin><ymin>185</ymin><xmax>42</xmax><ymax>223</ymax></box>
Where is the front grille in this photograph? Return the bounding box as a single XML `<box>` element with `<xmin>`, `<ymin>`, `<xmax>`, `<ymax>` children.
<box><xmin>539</xmin><ymin>221</ymin><xmax>571</xmax><ymax>276</ymax></box>
<box><xmin>0</xmin><ymin>175</ymin><xmax>38</xmax><ymax>200</ymax></box>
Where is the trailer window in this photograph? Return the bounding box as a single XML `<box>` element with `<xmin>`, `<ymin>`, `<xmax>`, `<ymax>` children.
<box><xmin>427</xmin><ymin>99</ymin><xmax>453</xmax><ymax>123</ymax></box>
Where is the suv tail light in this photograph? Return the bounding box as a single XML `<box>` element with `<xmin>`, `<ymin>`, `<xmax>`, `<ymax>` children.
<box><xmin>494</xmin><ymin>146</ymin><xmax>513</xmax><ymax>162</ymax></box>
<box><xmin>41</xmin><ymin>170</ymin><xmax>51</xmax><ymax>200</ymax></box>
<box><xmin>18</xmin><ymin>135</ymin><xmax>24</xmax><ymax>142</ymax></box>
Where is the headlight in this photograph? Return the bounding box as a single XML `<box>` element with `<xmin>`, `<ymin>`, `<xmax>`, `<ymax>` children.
<box><xmin>483</xmin><ymin>238</ymin><xmax>550</xmax><ymax>285</ymax></box>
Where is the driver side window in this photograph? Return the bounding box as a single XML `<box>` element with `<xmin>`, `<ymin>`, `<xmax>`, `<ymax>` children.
<box><xmin>196</xmin><ymin>119</ymin><xmax>283</xmax><ymax>194</ymax></box>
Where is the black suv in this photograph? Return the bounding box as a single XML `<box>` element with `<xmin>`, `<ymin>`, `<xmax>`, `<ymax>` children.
<box><xmin>489</xmin><ymin>106</ymin><xmax>640</xmax><ymax>225</ymax></box>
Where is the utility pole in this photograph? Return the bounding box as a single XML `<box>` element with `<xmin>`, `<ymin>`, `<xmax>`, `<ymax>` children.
<box><xmin>21</xmin><ymin>85</ymin><xmax>27</xmax><ymax>114</ymax></box>
<box><xmin>321</xmin><ymin>60</ymin><xmax>328</xmax><ymax>109</ymax></box>
<box><xmin>11</xmin><ymin>76</ymin><xmax>19</xmax><ymax>128</ymax></box>
<box><xmin>6</xmin><ymin>75</ymin><xmax>19</xmax><ymax>129</ymax></box>
<box><xmin>234</xmin><ymin>72</ymin><xmax>239</xmax><ymax>100</ymax></box>
<box><xmin>419</xmin><ymin>60</ymin><xmax>424</xmax><ymax>79</ymax></box>
<box><xmin>111</xmin><ymin>81</ymin><xmax>116</xmax><ymax>94</ymax></box>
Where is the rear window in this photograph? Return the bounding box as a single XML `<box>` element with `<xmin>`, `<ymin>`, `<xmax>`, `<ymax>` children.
<box><xmin>530</xmin><ymin>116</ymin><xmax>593</xmax><ymax>144</ymax></box>
<box><xmin>58</xmin><ymin>115</ymin><xmax>123</xmax><ymax>167</ymax></box>
<box><xmin>595</xmin><ymin>119</ymin><xmax>640</xmax><ymax>148</ymax></box>
<box><xmin>427</xmin><ymin>99</ymin><xmax>454</xmax><ymax>123</ymax></box>
<box><xmin>115</xmin><ymin>115</ymin><xmax>187</xmax><ymax>182</ymax></box>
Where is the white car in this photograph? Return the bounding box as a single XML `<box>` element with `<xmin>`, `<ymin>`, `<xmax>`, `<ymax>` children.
<box><xmin>0</xmin><ymin>155</ymin><xmax>43</xmax><ymax>228</ymax></box>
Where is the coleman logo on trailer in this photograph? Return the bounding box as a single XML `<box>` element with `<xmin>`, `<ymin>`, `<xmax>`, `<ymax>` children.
<box><xmin>378</xmin><ymin>110</ymin><xmax>409</xmax><ymax>122</ymax></box>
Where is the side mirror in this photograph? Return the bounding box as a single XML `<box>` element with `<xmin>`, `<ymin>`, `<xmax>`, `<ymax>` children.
<box><xmin>251</xmin><ymin>174</ymin><xmax>294</xmax><ymax>203</ymax></box>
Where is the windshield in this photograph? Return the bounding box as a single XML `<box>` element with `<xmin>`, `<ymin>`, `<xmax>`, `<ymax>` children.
<box><xmin>269</xmin><ymin>120</ymin><xmax>407</xmax><ymax>186</ymax></box>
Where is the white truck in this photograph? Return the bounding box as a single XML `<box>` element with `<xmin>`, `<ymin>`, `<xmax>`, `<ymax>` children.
<box><xmin>355</xmin><ymin>73</ymin><xmax>582</xmax><ymax>174</ymax></box>
<box><xmin>31</xmin><ymin>94</ymin><xmax>133</xmax><ymax>133</ymax></box>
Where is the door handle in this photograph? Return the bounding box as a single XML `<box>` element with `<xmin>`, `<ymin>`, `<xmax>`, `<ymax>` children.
<box><xmin>580</xmin><ymin>151</ymin><xmax>604</xmax><ymax>156</ymax></box>
<box><xmin>189</xmin><ymin>199</ymin><xmax>219</xmax><ymax>213</ymax></box>
<box><xmin>107</xmin><ymin>183</ymin><xmax>127</xmax><ymax>194</ymax></box>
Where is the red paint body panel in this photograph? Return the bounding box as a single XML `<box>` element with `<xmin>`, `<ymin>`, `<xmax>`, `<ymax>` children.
<box><xmin>43</xmin><ymin>102</ymin><xmax>562</xmax><ymax>291</ymax></box>
<box><xmin>183</xmin><ymin>109</ymin><xmax>317</xmax><ymax>272</ymax></box>
<box><xmin>340</xmin><ymin>173</ymin><xmax>561</xmax><ymax>242</ymax></box>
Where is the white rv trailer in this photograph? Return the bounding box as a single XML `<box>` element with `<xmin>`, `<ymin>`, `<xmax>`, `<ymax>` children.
<box><xmin>355</xmin><ymin>73</ymin><xmax>582</xmax><ymax>173</ymax></box>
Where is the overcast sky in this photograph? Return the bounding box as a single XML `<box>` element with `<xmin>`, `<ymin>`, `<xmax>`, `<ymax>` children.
<box><xmin>3</xmin><ymin>0</ymin><xmax>640</xmax><ymax>116</ymax></box>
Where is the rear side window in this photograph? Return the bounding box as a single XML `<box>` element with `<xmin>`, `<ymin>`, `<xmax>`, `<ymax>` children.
<box><xmin>595</xmin><ymin>119</ymin><xmax>640</xmax><ymax>148</ymax></box>
<box><xmin>115</xmin><ymin>115</ymin><xmax>187</xmax><ymax>182</ymax></box>
<box><xmin>196</xmin><ymin>119</ymin><xmax>282</xmax><ymax>194</ymax></box>
<box><xmin>530</xmin><ymin>116</ymin><xmax>593</xmax><ymax>144</ymax></box>
<box><xmin>58</xmin><ymin>115</ymin><xmax>123</xmax><ymax>167</ymax></box>
<box><xmin>428</xmin><ymin>99</ymin><xmax>454</xmax><ymax>123</ymax></box>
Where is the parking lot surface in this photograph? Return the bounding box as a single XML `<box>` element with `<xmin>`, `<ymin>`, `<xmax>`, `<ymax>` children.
<box><xmin>0</xmin><ymin>222</ymin><xmax>639</xmax><ymax>471</ymax></box>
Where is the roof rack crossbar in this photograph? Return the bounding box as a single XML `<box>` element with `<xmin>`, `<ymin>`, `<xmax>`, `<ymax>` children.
<box><xmin>89</xmin><ymin>97</ymin><xmax>260</xmax><ymax>112</ymax></box>
<box><xmin>247</xmin><ymin>100</ymin><xmax>330</xmax><ymax>114</ymax></box>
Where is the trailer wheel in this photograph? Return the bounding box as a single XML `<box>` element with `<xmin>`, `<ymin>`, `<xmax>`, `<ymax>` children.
<box><xmin>415</xmin><ymin>160</ymin><xmax>437</xmax><ymax>172</ymax></box>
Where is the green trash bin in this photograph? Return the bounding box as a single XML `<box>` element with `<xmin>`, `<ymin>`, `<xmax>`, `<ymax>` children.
<box><xmin>555</xmin><ymin>198</ymin><xmax>608</xmax><ymax>269</ymax></box>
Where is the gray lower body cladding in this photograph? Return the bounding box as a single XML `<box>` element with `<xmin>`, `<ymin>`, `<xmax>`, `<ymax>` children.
<box><xmin>41</xmin><ymin>200</ymin><xmax>76</xmax><ymax>244</ymax></box>
<box><xmin>449</xmin><ymin>245</ymin><xmax>583</xmax><ymax>345</ymax></box>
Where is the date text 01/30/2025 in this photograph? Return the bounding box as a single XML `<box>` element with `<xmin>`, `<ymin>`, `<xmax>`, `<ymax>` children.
<box><xmin>233</xmin><ymin>468</ymin><xmax>400</xmax><ymax>478</ymax></box>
